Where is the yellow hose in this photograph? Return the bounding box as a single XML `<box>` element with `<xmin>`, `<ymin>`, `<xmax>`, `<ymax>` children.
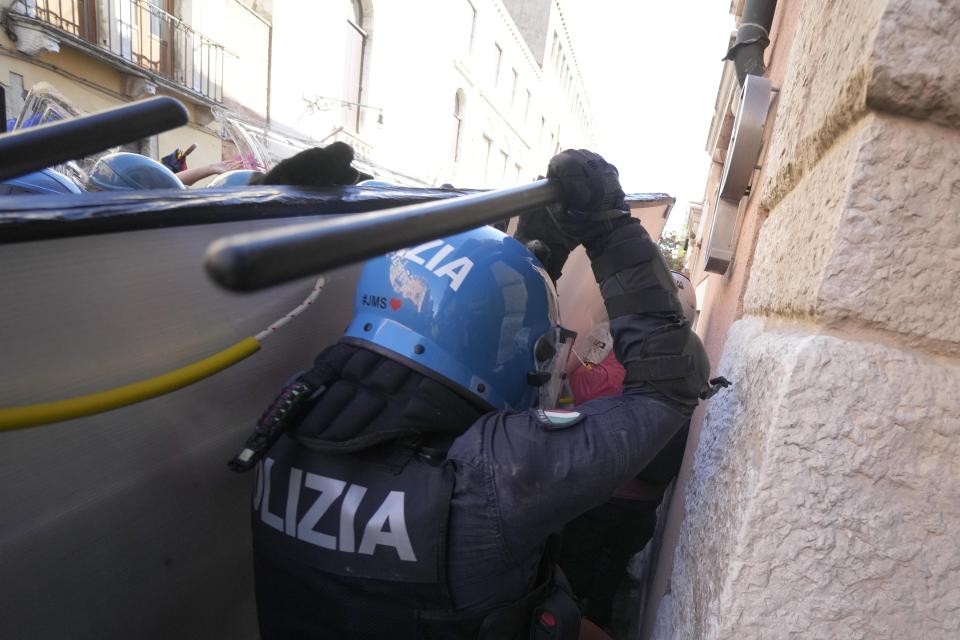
<box><xmin>0</xmin><ymin>337</ymin><xmax>261</xmax><ymax>432</ymax></box>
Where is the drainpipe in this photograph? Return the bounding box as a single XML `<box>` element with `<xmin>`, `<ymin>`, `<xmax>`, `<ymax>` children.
<box><xmin>723</xmin><ymin>0</ymin><xmax>778</xmax><ymax>85</ymax></box>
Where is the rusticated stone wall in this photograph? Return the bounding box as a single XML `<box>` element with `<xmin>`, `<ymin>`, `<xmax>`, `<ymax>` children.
<box><xmin>654</xmin><ymin>0</ymin><xmax>960</xmax><ymax>638</ymax></box>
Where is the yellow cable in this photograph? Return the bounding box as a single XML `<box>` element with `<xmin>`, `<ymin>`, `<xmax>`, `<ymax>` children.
<box><xmin>0</xmin><ymin>337</ymin><xmax>261</xmax><ymax>432</ymax></box>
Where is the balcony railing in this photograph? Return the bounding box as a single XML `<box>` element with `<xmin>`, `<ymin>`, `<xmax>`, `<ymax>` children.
<box><xmin>24</xmin><ymin>0</ymin><xmax>225</xmax><ymax>102</ymax></box>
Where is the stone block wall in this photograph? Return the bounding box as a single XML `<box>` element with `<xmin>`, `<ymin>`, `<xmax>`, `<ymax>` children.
<box><xmin>654</xmin><ymin>0</ymin><xmax>960</xmax><ymax>637</ymax></box>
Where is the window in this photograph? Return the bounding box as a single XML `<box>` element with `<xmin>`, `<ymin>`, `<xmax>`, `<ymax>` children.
<box><xmin>493</xmin><ymin>43</ymin><xmax>503</xmax><ymax>86</ymax></box>
<box><xmin>551</xmin><ymin>32</ymin><xmax>559</xmax><ymax>62</ymax></box>
<box><xmin>465</xmin><ymin>0</ymin><xmax>477</xmax><ymax>53</ymax></box>
<box><xmin>344</xmin><ymin>0</ymin><xmax>368</xmax><ymax>132</ymax></box>
<box><xmin>452</xmin><ymin>90</ymin><xmax>466</xmax><ymax>161</ymax></box>
<box><xmin>515</xmin><ymin>163</ymin><xmax>522</xmax><ymax>183</ymax></box>
<box><xmin>145</xmin><ymin>0</ymin><xmax>165</xmax><ymax>37</ymax></box>
<box><xmin>127</xmin><ymin>0</ymin><xmax>173</xmax><ymax>76</ymax></box>
<box><xmin>482</xmin><ymin>135</ymin><xmax>493</xmax><ymax>181</ymax></box>
<box><xmin>524</xmin><ymin>89</ymin><xmax>532</xmax><ymax>120</ymax></box>
<box><xmin>510</xmin><ymin>69</ymin><xmax>518</xmax><ymax>105</ymax></box>
<box><xmin>499</xmin><ymin>150</ymin><xmax>509</xmax><ymax>181</ymax></box>
<box><xmin>540</xmin><ymin>116</ymin><xmax>546</xmax><ymax>143</ymax></box>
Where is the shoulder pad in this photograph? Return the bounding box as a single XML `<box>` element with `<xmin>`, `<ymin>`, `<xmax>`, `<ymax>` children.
<box><xmin>532</xmin><ymin>408</ymin><xmax>586</xmax><ymax>431</ymax></box>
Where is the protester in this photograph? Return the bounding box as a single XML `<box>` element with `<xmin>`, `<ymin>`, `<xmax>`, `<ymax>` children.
<box><xmin>559</xmin><ymin>272</ymin><xmax>701</xmax><ymax>632</ymax></box>
<box><xmin>0</xmin><ymin>167</ymin><xmax>84</xmax><ymax>195</ymax></box>
<box><xmin>160</xmin><ymin>143</ymin><xmax>197</xmax><ymax>173</ymax></box>
<box><xmin>85</xmin><ymin>152</ymin><xmax>184</xmax><ymax>191</ymax></box>
<box><xmin>175</xmin><ymin>159</ymin><xmax>244</xmax><ymax>186</ymax></box>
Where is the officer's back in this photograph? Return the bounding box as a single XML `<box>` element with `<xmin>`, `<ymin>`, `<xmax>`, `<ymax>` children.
<box><xmin>240</xmin><ymin>148</ymin><xmax>716</xmax><ymax>639</ymax></box>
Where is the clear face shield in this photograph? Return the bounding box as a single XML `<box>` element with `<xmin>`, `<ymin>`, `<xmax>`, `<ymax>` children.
<box><xmin>532</xmin><ymin>325</ymin><xmax>578</xmax><ymax>409</ymax></box>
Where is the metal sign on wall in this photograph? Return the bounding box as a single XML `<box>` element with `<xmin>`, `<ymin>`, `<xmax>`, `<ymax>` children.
<box><xmin>703</xmin><ymin>74</ymin><xmax>773</xmax><ymax>274</ymax></box>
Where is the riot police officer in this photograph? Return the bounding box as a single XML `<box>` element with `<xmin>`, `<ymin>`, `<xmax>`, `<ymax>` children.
<box><xmin>85</xmin><ymin>152</ymin><xmax>185</xmax><ymax>191</ymax></box>
<box><xmin>243</xmin><ymin>148</ymin><xmax>719</xmax><ymax>639</ymax></box>
<box><xmin>0</xmin><ymin>167</ymin><xmax>84</xmax><ymax>195</ymax></box>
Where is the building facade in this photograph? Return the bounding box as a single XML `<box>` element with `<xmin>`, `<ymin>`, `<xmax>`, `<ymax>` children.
<box><xmin>267</xmin><ymin>0</ymin><xmax>595</xmax><ymax>187</ymax></box>
<box><xmin>0</xmin><ymin>0</ymin><xmax>271</xmax><ymax>169</ymax></box>
<box><xmin>1</xmin><ymin>0</ymin><xmax>592</xmax><ymax>187</ymax></box>
<box><xmin>643</xmin><ymin>0</ymin><xmax>960</xmax><ymax>638</ymax></box>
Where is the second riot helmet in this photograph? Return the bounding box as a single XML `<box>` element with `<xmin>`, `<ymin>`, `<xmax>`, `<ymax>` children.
<box><xmin>87</xmin><ymin>152</ymin><xmax>185</xmax><ymax>191</ymax></box>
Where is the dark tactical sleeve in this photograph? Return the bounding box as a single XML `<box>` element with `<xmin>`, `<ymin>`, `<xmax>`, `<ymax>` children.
<box><xmin>448</xmin><ymin>217</ymin><xmax>707</xmax><ymax>561</ymax></box>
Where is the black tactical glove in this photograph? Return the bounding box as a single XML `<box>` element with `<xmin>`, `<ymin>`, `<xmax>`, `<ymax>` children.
<box><xmin>257</xmin><ymin>142</ymin><xmax>371</xmax><ymax>187</ymax></box>
<box><xmin>514</xmin><ymin>150</ymin><xmax>630</xmax><ymax>281</ymax></box>
<box><xmin>547</xmin><ymin>149</ymin><xmax>632</xmax><ymax>248</ymax></box>
<box><xmin>548</xmin><ymin>149</ymin><xmax>627</xmax><ymax>213</ymax></box>
<box><xmin>514</xmin><ymin>210</ymin><xmax>574</xmax><ymax>283</ymax></box>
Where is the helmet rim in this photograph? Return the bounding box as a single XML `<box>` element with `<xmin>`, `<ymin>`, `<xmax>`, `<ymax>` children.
<box><xmin>344</xmin><ymin>227</ymin><xmax>562</xmax><ymax>411</ymax></box>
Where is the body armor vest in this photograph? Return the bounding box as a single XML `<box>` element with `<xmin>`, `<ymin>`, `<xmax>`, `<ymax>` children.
<box><xmin>250</xmin><ymin>342</ymin><xmax>575</xmax><ymax>639</ymax></box>
<box><xmin>252</xmin><ymin>435</ymin><xmax>467</xmax><ymax>638</ymax></box>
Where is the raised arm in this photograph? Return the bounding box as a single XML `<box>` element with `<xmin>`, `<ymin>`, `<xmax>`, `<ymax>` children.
<box><xmin>450</xmin><ymin>150</ymin><xmax>717</xmax><ymax>559</ymax></box>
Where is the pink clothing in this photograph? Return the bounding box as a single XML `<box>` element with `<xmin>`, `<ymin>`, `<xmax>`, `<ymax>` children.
<box><xmin>569</xmin><ymin>352</ymin><xmax>625</xmax><ymax>402</ymax></box>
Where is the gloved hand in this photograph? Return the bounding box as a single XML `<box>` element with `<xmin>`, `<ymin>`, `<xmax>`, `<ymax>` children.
<box><xmin>259</xmin><ymin>142</ymin><xmax>370</xmax><ymax>187</ymax></box>
<box><xmin>514</xmin><ymin>150</ymin><xmax>630</xmax><ymax>281</ymax></box>
<box><xmin>547</xmin><ymin>149</ymin><xmax>626</xmax><ymax>213</ymax></box>
<box><xmin>514</xmin><ymin>208</ymin><xmax>575</xmax><ymax>282</ymax></box>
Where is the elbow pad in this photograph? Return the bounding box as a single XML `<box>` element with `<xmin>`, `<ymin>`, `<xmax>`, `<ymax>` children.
<box><xmin>622</xmin><ymin>324</ymin><xmax>712</xmax><ymax>406</ymax></box>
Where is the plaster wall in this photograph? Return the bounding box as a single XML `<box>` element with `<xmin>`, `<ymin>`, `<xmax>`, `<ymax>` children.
<box><xmin>747</xmin><ymin>114</ymin><xmax>960</xmax><ymax>354</ymax></box>
<box><xmin>662</xmin><ymin>318</ymin><xmax>960</xmax><ymax>639</ymax></box>
<box><xmin>652</xmin><ymin>0</ymin><xmax>960</xmax><ymax>637</ymax></box>
<box><xmin>640</xmin><ymin>1</ymin><xmax>802</xmax><ymax>634</ymax></box>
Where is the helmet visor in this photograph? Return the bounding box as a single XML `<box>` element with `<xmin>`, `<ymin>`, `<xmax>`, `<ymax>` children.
<box><xmin>534</xmin><ymin>325</ymin><xmax>577</xmax><ymax>409</ymax></box>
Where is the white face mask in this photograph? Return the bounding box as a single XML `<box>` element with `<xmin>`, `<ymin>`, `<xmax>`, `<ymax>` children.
<box><xmin>579</xmin><ymin>322</ymin><xmax>613</xmax><ymax>365</ymax></box>
<box><xmin>533</xmin><ymin>326</ymin><xmax>577</xmax><ymax>408</ymax></box>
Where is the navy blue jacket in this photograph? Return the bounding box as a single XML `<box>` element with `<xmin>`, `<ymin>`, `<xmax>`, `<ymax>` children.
<box><xmin>252</xmin><ymin>218</ymin><xmax>699</xmax><ymax>637</ymax></box>
<box><xmin>444</xmin><ymin>314</ymin><xmax>691</xmax><ymax>610</ymax></box>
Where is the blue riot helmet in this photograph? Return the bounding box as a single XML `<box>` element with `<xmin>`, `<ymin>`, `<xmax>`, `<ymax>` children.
<box><xmin>205</xmin><ymin>169</ymin><xmax>265</xmax><ymax>187</ymax></box>
<box><xmin>343</xmin><ymin>226</ymin><xmax>577</xmax><ymax>411</ymax></box>
<box><xmin>86</xmin><ymin>152</ymin><xmax>185</xmax><ymax>191</ymax></box>
<box><xmin>0</xmin><ymin>168</ymin><xmax>84</xmax><ymax>195</ymax></box>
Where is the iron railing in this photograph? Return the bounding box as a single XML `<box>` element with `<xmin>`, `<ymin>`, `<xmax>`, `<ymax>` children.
<box><xmin>27</xmin><ymin>0</ymin><xmax>225</xmax><ymax>102</ymax></box>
